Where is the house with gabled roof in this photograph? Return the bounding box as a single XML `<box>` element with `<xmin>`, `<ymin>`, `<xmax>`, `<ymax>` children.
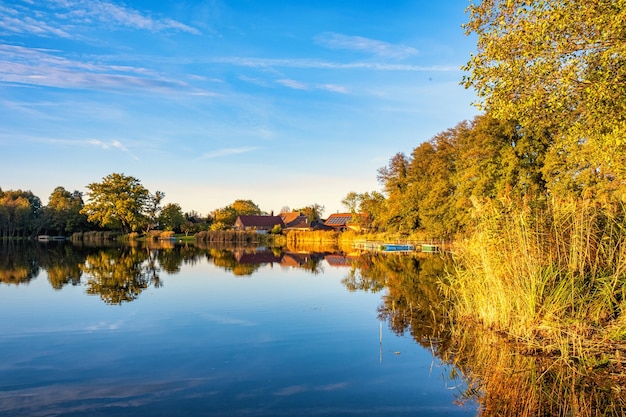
<box><xmin>279</xmin><ymin>211</ymin><xmax>311</xmax><ymax>231</ymax></box>
<box><xmin>323</xmin><ymin>213</ymin><xmax>369</xmax><ymax>232</ymax></box>
<box><xmin>234</xmin><ymin>215</ymin><xmax>283</xmax><ymax>233</ymax></box>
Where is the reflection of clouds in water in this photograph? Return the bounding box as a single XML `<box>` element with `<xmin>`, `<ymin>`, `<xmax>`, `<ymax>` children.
<box><xmin>274</xmin><ymin>382</ymin><xmax>349</xmax><ymax>396</ymax></box>
<box><xmin>0</xmin><ymin>377</ymin><xmax>216</xmax><ymax>416</ymax></box>
<box><xmin>84</xmin><ymin>319</ymin><xmax>125</xmax><ymax>331</ymax></box>
<box><xmin>196</xmin><ymin>312</ymin><xmax>257</xmax><ymax>327</ymax></box>
<box><xmin>3</xmin><ymin>318</ymin><xmax>130</xmax><ymax>336</ymax></box>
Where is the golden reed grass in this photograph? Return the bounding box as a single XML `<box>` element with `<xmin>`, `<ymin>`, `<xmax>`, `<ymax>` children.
<box><xmin>445</xmin><ymin>197</ymin><xmax>626</xmax><ymax>358</ymax></box>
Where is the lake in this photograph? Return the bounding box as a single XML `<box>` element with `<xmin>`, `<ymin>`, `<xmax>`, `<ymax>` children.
<box><xmin>0</xmin><ymin>242</ymin><xmax>477</xmax><ymax>417</ymax></box>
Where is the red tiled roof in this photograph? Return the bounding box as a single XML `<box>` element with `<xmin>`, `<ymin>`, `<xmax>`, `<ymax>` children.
<box><xmin>279</xmin><ymin>212</ymin><xmax>302</xmax><ymax>224</ymax></box>
<box><xmin>235</xmin><ymin>215</ymin><xmax>284</xmax><ymax>228</ymax></box>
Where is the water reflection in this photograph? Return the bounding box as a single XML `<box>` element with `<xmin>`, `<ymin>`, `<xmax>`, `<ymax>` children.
<box><xmin>80</xmin><ymin>247</ymin><xmax>163</xmax><ymax>304</ymax></box>
<box><xmin>343</xmin><ymin>250</ymin><xmax>626</xmax><ymax>416</ymax></box>
<box><xmin>2</xmin><ymin>241</ymin><xmax>625</xmax><ymax>415</ymax></box>
<box><xmin>0</xmin><ymin>241</ymin><xmax>345</xmax><ymax>301</ymax></box>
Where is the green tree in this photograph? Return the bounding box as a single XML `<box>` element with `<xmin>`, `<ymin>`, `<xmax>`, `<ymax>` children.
<box><xmin>81</xmin><ymin>173</ymin><xmax>153</xmax><ymax>233</ymax></box>
<box><xmin>357</xmin><ymin>191</ymin><xmax>386</xmax><ymax>231</ymax></box>
<box><xmin>463</xmin><ymin>0</ymin><xmax>626</xmax><ymax>199</ymax></box>
<box><xmin>341</xmin><ymin>192</ymin><xmax>360</xmax><ymax>214</ymax></box>
<box><xmin>145</xmin><ymin>190</ymin><xmax>165</xmax><ymax>232</ymax></box>
<box><xmin>158</xmin><ymin>203</ymin><xmax>186</xmax><ymax>232</ymax></box>
<box><xmin>180</xmin><ymin>221</ymin><xmax>197</xmax><ymax>236</ymax></box>
<box><xmin>46</xmin><ymin>186</ymin><xmax>88</xmax><ymax>235</ymax></box>
<box><xmin>294</xmin><ymin>204</ymin><xmax>325</xmax><ymax>222</ymax></box>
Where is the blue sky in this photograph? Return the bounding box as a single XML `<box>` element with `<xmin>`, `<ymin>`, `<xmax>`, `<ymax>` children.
<box><xmin>0</xmin><ymin>0</ymin><xmax>478</xmax><ymax>216</ymax></box>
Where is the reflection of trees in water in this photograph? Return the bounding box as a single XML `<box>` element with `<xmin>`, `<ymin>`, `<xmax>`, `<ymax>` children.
<box><xmin>0</xmin><ymin>241</ymin><xmax>43</xmax><ymax>285</ymax></box>
<box><xmin>43</xmin><ymin>244</ymin><xmax>85</xmax><ymax>289</ymax></box>
<box><xmin>208</xmin><ymin>248</ymin><xmax>261</xmax><ymax>276</ymax></box>
<box><xmin>343</xmin><ymin>252</ymin><xmax>452</xmax><ymax>347</ymax></box>
<box><xmin>445</xmin><ymin>328</ymin><xmax>626</xmax><ymax>416</ymax></box>
<box><xmin>0</xmin><ymin>242</ymin><xmax>339</xmax><ymax>291</ymax></box>
<box><xmin>81</xmin><ymin>247</ymin><xmax>161</xmax><ymax>304</ymax></box>
<box><xmin>342</xmin><ymin>251</ymin><xmax>626</xmax><ymax>416</ymax></box>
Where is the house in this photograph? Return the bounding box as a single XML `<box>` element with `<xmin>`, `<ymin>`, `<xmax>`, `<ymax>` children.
<box><xmin>323</xmin><ymin>213</ymin><xmax>369</xmax><ymax>232</ymax></box>
<box><xmin>234</xmin><ymin>215</ymin><xmax>284</xmax><ymax>233</ymax></box>
<box><xmin>280</xmin><ymin>212</ymin><xmax>311</xmax><ymax>231</ymax></box>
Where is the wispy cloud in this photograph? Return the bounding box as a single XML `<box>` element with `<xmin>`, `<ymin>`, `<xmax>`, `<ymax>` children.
<box><xmin>318</xmin><ymin>84</ymin><xmax>348</xmax><ymax>94</ymax></box>
<box><xmin>0</xmin><ymin>44</ymin><xmax>201</xmax><ymax>93</ymax></box>
<box><xmin>0</xmin><ymin>7</ymin><xmax>73</xmax><ymax>38</ymax></box>
<box><xmin>315</xmin><ymin>32</ymin><xmax>418</xmax><ymax>59</ymax></box>
<box><xmin>52</xmin><ymin>0</ymin><xmax>200</xmax><ymax>34</ymax></box>
<box><xmin>238</xmin><ymin>75</ymin><xmax>271</xmax><ymax>88</ymax></box>
<box><xmin>276</xmin><ymin>78</ymin><xmax>308</xmax><ymax>90</ymax></box>
<box><xmin>88</xmin><ymin>139</ymin><xmax>139</xmax><ymax>160</ymax></box>
<box><xmin>200</xmin><ymin>146</ymin><xmax>260</xmax><ymax>159</ymax></box>
<box><xmin>211</xmin><ymin>56</ymin><xmax>456</xmax><ymax>72</ymax></box>
<box><xmin>0</xmin><ymin>1</ymin><xmax>200</xmax><ymax>38</ymax></box>
<box><xmin>275</xmin><ymin>78</ymin><xmax>348</xmax><ymax>94</ymax></box>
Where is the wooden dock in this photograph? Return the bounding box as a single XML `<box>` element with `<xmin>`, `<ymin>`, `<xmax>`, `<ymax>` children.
<box><xmin>353</xmin><ymin>240</ymin><xmax>440</xmax><ymax>253</ymax></box>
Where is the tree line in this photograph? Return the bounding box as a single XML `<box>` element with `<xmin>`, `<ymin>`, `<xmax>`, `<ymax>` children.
<box><xmin>345</xmin><ymin>0</ymin><xmax>626</xmax><ymax>239</ymax></box>
<box><xmin>0</xmin><ymin>172</ymin><xmax>325</xmax><ymax>239</ymax></box>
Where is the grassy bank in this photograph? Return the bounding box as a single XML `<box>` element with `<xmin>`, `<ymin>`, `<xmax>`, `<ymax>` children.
<box><xmin>444</xmin><ymin>197</ymin><xmax>626</xmax><ymax>359</ymax></box>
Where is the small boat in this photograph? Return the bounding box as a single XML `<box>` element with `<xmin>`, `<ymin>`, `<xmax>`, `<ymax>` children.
<box><xmin>421</xmin><ymin>244</ymin><xmax>439</xmax><ymax>253</ymax></box>
<box><xmin>381</xmin><ymin>244</ymin><xmax>414</xmax><ymax>252</ymax></box>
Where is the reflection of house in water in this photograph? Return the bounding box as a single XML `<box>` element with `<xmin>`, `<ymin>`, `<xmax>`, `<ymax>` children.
<box><xmin>324</xmin><ymin>254</ymin><xmax>354</xmax><ymax>267</ymax></box>
<box><xmin>232</xmin><ymin>248</ymin><xmax>348</xmax><ymax>272</ymax></box>
<box><xmin>280</xmin><ymin>252</ymin><xmax>312</xmax><ymax>268</ymax></box>
<box><xmin>234</xmin><ymin>250</ymin><xmax>282</xmax><ymax>265</ymax></box>
<box><xmin>280</xmin><ymin>251</ymin><xmax>329</xmax><ymax>272</ymax></box>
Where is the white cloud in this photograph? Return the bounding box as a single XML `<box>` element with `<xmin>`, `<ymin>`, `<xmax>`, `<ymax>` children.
<box><xmin>276</xmin><ymin>78</ymin><xmax>308</xmax><ymax>90</ymax></box>
<box><xmin>210</xmin><ymin>56</ymin><xmax>456</xmax><ymax>72</ymax></box>
<box><xmin>199</xmin><ymin>146</ymin><xmax>260</xmax><ymax>159</ymax></box>
<box><xmin>275</xmin><ymin>78</ymin><xmax>348</xmax><ymax>94</ymax></box>
<box><xmin>318</xmin><ymin>84</ymin><xmax>348</xmax><ymax>94</ymax></box>
<box><xmin>88</xmin><ymin>138</ymin><xmax>139</xmax><ymax>160</ymax></box>
<box><xmin>0</xmin><ymin>44</ymin><xmax>204</xmax><ymax>94</ymax></box>
<box><xmin>315</xmin><ymin>32</ymin><xmax>418</xmax><ymax>59</ymax></box>
<box><xmin>0</xmin><ymin>0</ymin><xmax>200</xmax><ymax>38</ymax></box>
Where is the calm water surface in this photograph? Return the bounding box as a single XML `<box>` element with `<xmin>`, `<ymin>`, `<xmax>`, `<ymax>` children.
<box><xmin>0</xmin><ymin>243</ymin><xmax>476</xmax><ymax>417</ymax></box>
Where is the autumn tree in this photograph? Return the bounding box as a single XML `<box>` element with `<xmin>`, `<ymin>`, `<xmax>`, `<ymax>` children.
<box><xmin>463</xmin><ymin>0</ymin><xmax>626</xmax><ymax>199</ymax></box>
<box><xmin>210</xmin><ymin>206</ymin><xmax>238</xmax><ymax>230</ymax></box>
<box><xmin>376</xmin><ymin>153</ymin><xmax>419</xmax><ymax>234</ymax></box>
<box><xmin>231</xmin><ymin>199</ymin><xmax>262</xmax><ymax>216</ymax></box>
<box><xmin>407</xmin><ymin>130</ymin><xmax>459</xmax><ymax>238</ymax></box>
<box><xmin>210</xmin><ymin>199</ymin><xmax>263</xmax><ymax>230</ymax></box>
<box><xmin>81</xmin><ymin>173</ymin><xmax>159</xmax><ymax>233</ymax></box>
<box><xmin>0</xmin><ymin>189</ymin><xmax>42</xmax><ymax>238</ymax></box>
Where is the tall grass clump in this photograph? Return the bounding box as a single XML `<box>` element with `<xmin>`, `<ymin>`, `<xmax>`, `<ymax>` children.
<box><xmin>445</xmin><ymin>196</ymin><xmax>626</xmax><ymax>357</ymax></box>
